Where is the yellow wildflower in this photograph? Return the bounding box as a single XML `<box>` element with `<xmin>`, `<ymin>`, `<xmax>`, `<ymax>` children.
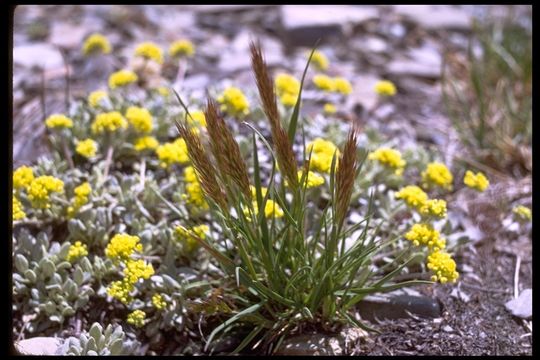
<box><xmin>275</xmin><ymin>73</ymin><xmax>300</xmax><ymax>107</ymax></box>
<box><xmin>184</xmin><ymin>182</ymin><xmax>208</xmax><ymax>210</ymax></box>
<box><xmin>187</xmin><ymin>110</ymin><xmax>207</xmax><ymax>127</ymax></box>
<box><xmin>157</xmin><ymin>86</ymin><xmax>170</xmax><ymax>97</ymax></box>
<box><xmin>245</xmin><ymin>199</ymin><xmax>284</xmax><ymax>219</ymax></box>
<box><xmin>76</xmin><ymin>139</ymin><xmax>98</xmax><ymax>158</ymax></box>
<box><xmin>420</xmin><ymin>199</ymin><xmax>447</xmax><ymax>219</ymax></box>
<box><xmin>82</xmin><ymin>33</ymin><xmax>111</xmax><ymax>55</ymax></box>
<box><xmin>91</xmin><ymin>111</ymin><xmax>128</xmax><ymax>134</ymax></box>
<box><xmin>395</xmin><ymin>185</ymin><xmax>428</xmax><ymax>210</ymax></box>
<box><xmin>66</xmin><ymin>241</ymin><xmax>88</xmax><ymax>262</ymax></box>
<box><xmin>152</xmin><ymin>293</ymin><xmax>167</xmax><ymax>310</ymax></box>
<box><xmin>311</xmin><ymin>50</ymin><xmax>329</xmax><ymax>71</ymax></box>
<box><xmin>88</xmin><ymin>90</ymin><xmax>108</xmax><ymax>108</ymax></box>
<box><xmin>134</xmin><ymin>136</ymin><xmax>159</xmax><ymax>151</ymax></box>
<box><xmin>125</xmin><ymin>106</ymin><xmax>153</xmax><ymax>133</ymax></box>
<box><xmin>374</xmin><ymin>80</ymin><xmax>397</xmax><ymax>96</ymax></box>
<box><xmin>333</xmin><ymin>77</ymin><xmax>352</xmax><ymax>95</ymax></box>
<box><xmin>45</xmin><ymin>114</ymin><xmax>73</xmax><ymax>129</ymax></box>
<box><xmin>513</xmin><ymin>205</ymin><xmax>532</xmax><ymax>221</ymax></box>
<box><xmin>294</xmin><ymin>170</ymin><xmax>325</xmax><ymax>188</ymax></box>
<box><xmin>123</xmin><ymin>259</ymin><xmax>155</xmax><ymax>284</ymax></box>
<box><xmin>134</xmin><ymin>42</ymin><xmax>163</xmax><ymax>64</ymax></box>
<box><xmin>463</xmin><ymin>170</ymin><xmax>489</xmax><ymax>192</ymax></box>
<box><xmin>126</xmin><ymin>310</ymin><xmax>146</xmax><ymax>328</ymax></box>
<box><xmin>323</xmin><ymin>103</ymin><xmax>337</xmax><ymax>115</ymax></box>
<box><xmin>368</xmin><ymin>148</ymin><xmax>406</xmax><ymax>175</ymax></box>
<box><xmin>405</xmin><ymin>223</ymin><xmax>446</xmax><ymax>251</ymax></box>
<box><xmin>13</xmin><ymin>194</ymin><xmax>26</xmax><ymax>220</ymax></box>
<box><xmin>313</xmin><ymin>74</ymin><xmax>335</xmax><ymax>92</ymax></box>
<box><xmin>108</xmin><ymin>70</ymin><xmax>138</xmax><ymax>89</ymax></box>
<box><xmin>250</xmin><ymin>185</ymin><xmax>268</xmax><ymax>198</ymax></box>
<box><xmin>306</xmin><ymin>138</ymin><xmax>340</xmax><ymax>173</ymax></box>
<box><xmin>105</xmin><ymin>234</ymin><xmax>143</xmax><ymax>262</ymax></box>
<box><xmin>68</xmin><ymin>182</ymin><xmax>91</xmax><ymax>217</ymax></box>
<box><xmin>27</xmin><ymin>176</ymin><xmax>64</xmax><ymax>209</ymax></box>
<box><xmin>107</xmin><ymin>279</ymin><xmax>134</xmax><ymax>304</ymax></box>
<box><xmin>422</xmin><ymin>162</ymin><xmax>453</xmax><ymax>190</ymax></box>
<box><xmin>156</xmin><ymin>138</ymin><xmax>190</xmax><ymax>168</ymax></box>
<box><xmin>169</xmin><ymin>39</ymin><xmax>195</xmax><ymax>58</ymax></box>
<box><xmin>217</xmin><ymin>87</ymin><xmax>250</xmax><ymax>117</ymax></box>
<box><xmin>427</xmin><ymin>250</ymin><xmax>459</xmax><ymax>284</ymax></box>
<box><xmin>175</xmin><ymin>224</ymin><xmax>209</xmax><ymax>252</ymax></box>
<box><xmin>13</xmin><ymin>165</ymin><xmax>34</xmax><ymax>190</ymax></box>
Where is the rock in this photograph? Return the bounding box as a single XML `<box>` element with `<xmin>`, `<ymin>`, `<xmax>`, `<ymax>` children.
<box><xmin>442</xmin><ymin>325</ymin><xmax>454</xmax><ymax>333</ymax></box>
<box><xmin>276</xmin><ymin>334</ymin><xmax>340</xmax><ymax>356</ymax></box>
<box><xmin>357</xmin><ymin>291</ymin><xmax>441</xmax><ymax>322</ymax></box>
<box><xmin>345</xmin><ymin>74</ymin><xmax>380</xmax><ymax>116</ymax></box>
<box><xmin>218</xmin><ymin>31</ymin><xmax>284</xmax><ymax>73</ymax></box>
<box><xmin>13</xmin><ymin>43</ymin><xmax>64</xmax><ymax>70</ymax></box>
<box><xmin>280</xmin><ymin>5</ymin><xmax>378</xmax><ymax>46</ymax></box>
<box><xmin>505</xmin><ymin>289</ymin><xmax>532</xmax><ymax>319</ymax></box>
<box><xmin>15</xmin><ymin>337</ymin><xmax>63</xmax><ymax>355</ymax></box>
<box><xmin>49</xmin><ymin>23</ymin><xmax>87</xmax><ymax>49</ymax></box>
<box><xmin>394</xmin><ymin>5</ymin><xmax>472</xmax><ymax>31</ymax></box>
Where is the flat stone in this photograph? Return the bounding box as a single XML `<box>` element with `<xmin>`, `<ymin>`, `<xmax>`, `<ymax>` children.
<box><xmin>505</xmin><ymin>289</ymin><xmax>532</xmax><ymax>319</ymax></box>
<box><xmin>49</xmin><ymin>23</ymin><xmax>87</xmax><ymax>49</ymax></box>
<box><xmin>345</xmin><ymin>74</ymin><xmax>380</xmax><ymax>116</ymax></box>
<box><xmin>15</xmin><ymin>337</ymin><xmax>63</xmax><ymax>355</ymax></box>
<box><xmin>281</xmin><ymin>5</ymin><xmax>378</xmax><ymax>46</ymax></box>
<box><xmin>394</xmin><ymin>5</ymin><xmax>472</xmax><ymax>31</ymax></box>
<box><xmin>13</xmin><ymin>43</ymin><xmax>64</xmax><ymax>70</ymax></box>
<box><xmin>276</xmin><ymin>334</ymin><xmax>340</xmax><ymax>356</ymax></box>
<box><xmin>357</xmin><ymin>291</ymin><xmax>441</xmax><ymax>322</ymax></box>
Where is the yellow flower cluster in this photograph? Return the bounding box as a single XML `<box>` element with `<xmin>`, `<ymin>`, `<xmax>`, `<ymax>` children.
<box><xmin>311</xmin><ymin>50</ymin><xmax>329</xmax><ymax>71</ymax></box>
<box><xmin>134</xmin><ymin>42</ymin><xmax>163</xmax><ymax>64</ymax></box>
<box><xmin>275</xmin><ymin>73</ymin><xmax>300</xmax><ymax>107</ymax></box>
<box><xmin>76</xmin><ymin>139</ymin><xmax>98</xmax><ymax>158</ymax></box>
<box><xmin>217</xmin><ymin>87</ymin><xmax>250</xmax><ymax>117</ymax></box>
<box><xmin>169</xmin><ymin>39</ymin><xmax>195</xmax><ymax>58</ymax></box>
<box><xmin>187</xmin><ymin>110</ymin><xmax>207</xmax><ymax>127</ymax></box>
<box><xmin>246</xmin><ymin>200</ymin><xmax>284</xmax><ymax>219</ymax></box>
<box><xmin>66</xmin><ymin>241</ymin><xmax>88</xmax><ymax>262</ymax></box>
<box><xmin>13</xmin><ymin>165</ymin><xmax>34</xmax><ymax>190</ymax></box>
<box><xmin>156</xmin><ymin>138</ymin><xmax>190</xmax><ymax>169</ymax></box>
<box><xmin>427</xmin><ymin>250</ymin><xmax>459</xmax><ymax>284</ymax></box>
<box><xmin>127</xmin><ymin>310</ymin><xmax>146</xmax><ymax>328</ymax></box>
<box><xmin>405</xmin><ymin>223</ymin><xmax>446</xmax><ymax>251</ymax></box>
<box><xmin>513</xmin><ymin>205</ymin><xmax>532</xmax><ymax>221</ymax></box>
<box><xmin>368</xmin><ymin>147</ymin><xmax>406</xmax><ymax>175</ymax></box>
<box><xmin>323</xmin><ymin>103</ymin><xmax>336</xmax><ymax>115</ymax></box>
<box><xmin>422</xmin><ymin>162</ymin><xmax>453</xmax><ymax>190</ymax></box>
<box><xmin>419</xmin><ymin>199</ymin><xmax>447</xmax><ymax>219</ymax></box>
<box><xmin>125</xmin><ymin>106</ymin><xmax>154</xmax><ymax>133</ymax></box>
<box><xmin>463</xmin><ymin>170</ymin><xmax>489</xmax><ymax>192</ymax></box>
<box><xmin>27</xmin><ymin>176</ymin><xmax>64</xmax><ymax>209</ymax></box>
<box><xmin>105</xmin><ymin>233</ymin><xmax>143</xmax><ymax>262</ymax></box>
<box><xmin>45</xmin><ymin>114</ymin><xmax>73</xmax><ymax>129</ymax></box>
<box><xmin>134</xmin><ymin>136</ymin><xmax>159</xmax><ymax>152</ymax></box>
<box><xmin>152</xmin><ymin>293</ymin><xmax>167</xmax><ymax>310</ymax></box>
<box><xmin>13</xmin><ymin>194</ymin><xmax>26</xmax><ymax>220</ymax></box>
<box><xmin>250</xmin><ymin>185</ymin><xmax>268</xmax><ymax>198</ymax></box>
<box><xmin>395</xmin><ymin>185</ymin><xmax>428</xmax><ymax>209</ymax></box>
<box><xmin>157</xmin><ymin>87</ymin><xmax>170</xmax><ymax>97</ymax></box>
<box><xmin>182</xmin><ymin>166</ymin><xmax>209</xmax><ymax>210</ymax></box>
<box><xmin>88</xmin><ymin>90</ymin><xmax>108</xmax><ymax>108</ymax></box>
<box><xmin>67</xmin><ymin>182</ymin><xmax>91</xmax><ymax>217</ymax></box>
<box><xmin>91</xmin><ymin>111</ymin><xmax>128</xmax><ymax>134</ymax></box>
<box><xmin>374</xmin><ymin>80</ymin><xmax>397</xmax><ymax>96</ymax></box>
<box><xmin>306</xmin><ymin>138</ymin><xmax>340</xmax><ymax>173</ymax></box>
<box><xmin>108</xmin><ymin>70</ymin><xmax>138</xmax><ymax>89</ymax></box>
<box><xmin>175</xmin><ymin>224</ymin><xmax>209</xmax><ymax>252</ymax></box>
<box><xmin>123</xmin><ymin>259</ymin><xmax>155</xmax><ymax>284</ymax></box>
<box><xmin>312</xmin><ymin>75</ymin><xmax>352</xmax><ymax>95</ymax></box>
<box><xmin>297</xmin><ymin>170</ymin><xmax>325</xmax><ymax>188</ymax></box>
<box><xmin>107</xmin><ymin>280</ymin><xmax>134</xmax><ymax>304</ymax></box>
<box><xmin>82</xmin><ymin>33</ymin><xmax>111</xmax><ymax>55</ymax></box>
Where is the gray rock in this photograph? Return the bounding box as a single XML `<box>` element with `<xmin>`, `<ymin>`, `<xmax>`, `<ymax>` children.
<box><xmin>505</xmin><ymin>289</ymin><xmax>532</xmax><ymax>319</ymax></box>
<box><xmin>49</xmin><ymin>22</ymin><xmax>87</xmax><ymax>49</ymax></box>
<box><xmin>15</xmin><ymin>337</ymin><xmax>63</xmax><ymax>355</ymax></box>
<box><xmin>13</xmin><ymin>43</ymin><xmax>64</xmax><ymax>70</ymax></box>
<box><xmin>345</xmin><ymin>74</ymin><xmax>380</xmax><ymax>115</ymax></box>
<box><xmin>358</xmin><ymin>291</ymin><xmax>441</xmax><ymax>321</ymax></box>
<box><xmin>280</xmin><ymin>5</ymin><xmax>378</xmax><ymax>46</ymax></box>
<box><xmin>394</xmin><ymin>5</ymin><xmax>471</xmax><ymax>31</ymax></box>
